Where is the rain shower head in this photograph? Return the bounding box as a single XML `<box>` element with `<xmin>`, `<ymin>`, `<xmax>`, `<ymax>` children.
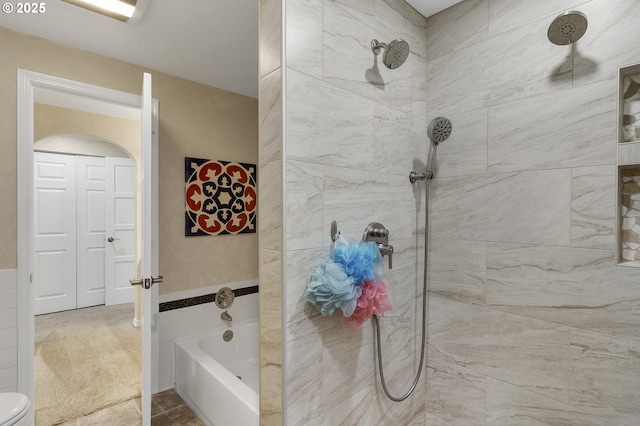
<box><xmin>371</xmin><ymin>39</ymin><xmax>410</xmax><ymax>69</ymax></box>
<box><xmin>547</xmin><ymin>11</ymin><xmax>588</xmax><ymax>45</ymax></box>
<box><xmin>427</xmin><ymin>117</ymin><xmax>452</xmax><ymax>145</ymax></box>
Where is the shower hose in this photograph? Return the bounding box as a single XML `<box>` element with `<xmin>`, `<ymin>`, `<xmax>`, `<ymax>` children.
<box><xmin>374</xmin><ymin>180</ymin><xmax>429</xmax><ymax>402</ymax></box>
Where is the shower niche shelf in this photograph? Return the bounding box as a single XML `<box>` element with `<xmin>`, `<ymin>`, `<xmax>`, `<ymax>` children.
<box><xmin>618</xmin><ymin>63</ymin><xmax>640</xmax><ymax>163</ymax></box>
<box><xmin>617</xmin><ymin>64</ymin><xmax>640</xmax><ymax>266</ymax></box>
<box><xmin>618</xmin><ymin>166</ymin><xmax>640</xmax><ymax>266</ymax></box>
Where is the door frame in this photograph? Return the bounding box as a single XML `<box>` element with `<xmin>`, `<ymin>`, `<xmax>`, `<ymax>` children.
<box><xmin>16</xmin><ymin>69</ymin><xmax>159</xmax><ymax>423</ymax></box>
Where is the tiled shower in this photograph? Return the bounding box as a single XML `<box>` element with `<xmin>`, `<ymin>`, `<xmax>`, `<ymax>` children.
<box><xmin>259</xmin><ymin>0</ymin><xmax>640</xmax><ymax>424</ymax></box>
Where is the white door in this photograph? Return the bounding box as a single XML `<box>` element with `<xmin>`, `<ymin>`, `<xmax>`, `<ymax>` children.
<box><xmin>140</xmin><ymin>72</ymin><xmax>159</xmax><ymax>426</ymax></box>
<box><xmin>76</xmin><ymin>155</ymin><xmax>107</xmax><ymax>308</ymax></box>
<box><xmin>105</xmin><ymin>157</ymin><xmax>136</xmax><ymax>306</ymax></box>
<box><xmin>33</xmin><ymin>152</ymin><xmax>77</xmax><ymax>315</ymax></box>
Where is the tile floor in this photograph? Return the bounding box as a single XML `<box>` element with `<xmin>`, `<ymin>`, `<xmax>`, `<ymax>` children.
<box><xmin>59</xmin><ymin>389</ymin><xmax>204</xmax><ymax>426</ymax></box>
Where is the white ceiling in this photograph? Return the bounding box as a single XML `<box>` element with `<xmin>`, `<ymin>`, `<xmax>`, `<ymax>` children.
<box><xmin>0</xmin><ymin>0</ymin><xmax>259</xmax><ymax>98</ymax></box>
<box><xmin>0</xmin><ymin>0</ymin><xmax>460</xmax><ymax>100</ymax></box>
<box><xmin>406</xmin><ymin>0</ymin><xmax>464</xmax><ymax>19</ymax></box>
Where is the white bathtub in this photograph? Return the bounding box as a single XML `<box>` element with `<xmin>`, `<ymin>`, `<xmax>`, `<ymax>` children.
<box><xmin>174</xmin><ymin>320</ymin><xmax>259</xmax><ymax>426</ymax></box>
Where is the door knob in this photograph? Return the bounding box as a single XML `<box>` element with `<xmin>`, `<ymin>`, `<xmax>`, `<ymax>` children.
<box><xmin>107</xmin><ymin>236</ymin><xmax>119</xmax><ymax>242</ymax></box>
<box><xmin>130</xmin><ymin>276</ymin><xmax>163</xmax><ymax>289</ymax></box>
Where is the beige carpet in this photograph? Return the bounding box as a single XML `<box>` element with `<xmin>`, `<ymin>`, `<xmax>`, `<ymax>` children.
<box><xmin>35</xmin><ymin>303</ymin><xmax>142</xmax><ymax>426</ymax></box>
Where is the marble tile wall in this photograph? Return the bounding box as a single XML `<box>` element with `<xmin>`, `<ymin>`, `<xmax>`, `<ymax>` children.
<box><xmin>259</xmin><ymin>0</ymin><xmax>283</xmax><ymax>423</ymax></box>
<box><xmin>425</xmin><ymin>0</ymin><xmax>640</xmax><ymax>424</ymax></box>
<box><xmin>282</xmin><ymin>0</ymin><xmax>428</xmax><ymax>424</ymax></box>
<box><xmin>260</xmin><ymin>0</ymin><xmax>640</xmax><ymax>423</ymax></box>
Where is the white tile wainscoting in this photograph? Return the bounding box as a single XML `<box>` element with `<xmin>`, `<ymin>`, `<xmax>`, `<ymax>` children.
<box><xmin>157</xmin><ymin>279</ymin><xmax>258</xmax><ymax>391</ymax></box>
<box><xmin>0</xmin><ymin>267</ymin><xmax>258</xmax><ymax>395</ymax></box>
<box><xmin>0</xmin><ymin>269</ymin><xmax>17</xmax><ymax>392</ymax></box>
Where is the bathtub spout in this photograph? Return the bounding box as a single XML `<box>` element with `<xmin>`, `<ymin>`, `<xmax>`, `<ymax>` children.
<box><xmin>221</xmin><ymin>310</ymin><xmax>232</xmax><ymax>322</ymax></box>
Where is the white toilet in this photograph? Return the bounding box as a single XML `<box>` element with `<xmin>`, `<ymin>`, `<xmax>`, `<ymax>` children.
<box><xmin>0</xmin><ymin>393</ymin><xmax>29</xmax><ymax>426</ymax></box>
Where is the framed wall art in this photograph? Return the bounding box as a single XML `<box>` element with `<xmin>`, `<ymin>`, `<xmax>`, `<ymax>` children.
<box><xmin>185</xmin><ymin>157</ymin><xmax>257</xmax><ymax>237</ymax></box>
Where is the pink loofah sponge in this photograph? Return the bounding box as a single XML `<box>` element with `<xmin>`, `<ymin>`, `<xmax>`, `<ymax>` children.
<box><xmin>344</xmin><ymin>279</ymin><xmax>392</xmax><ymax>332</ymax></box>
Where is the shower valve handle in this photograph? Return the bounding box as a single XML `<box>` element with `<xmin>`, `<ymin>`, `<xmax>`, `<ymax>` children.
<box><xmin>370</xmin><ymin>229</ymin><xmax>389</xmax><ymax>238</ymax></box>
<box><xmin>363</xmin><ymin>222</ymin><xmax>393</xmax><ymax>269</ymax></box>
<box><xmin>378</xmin><ymin>243</ymin><xmax>394</xmax><ymax>269</ymax></box>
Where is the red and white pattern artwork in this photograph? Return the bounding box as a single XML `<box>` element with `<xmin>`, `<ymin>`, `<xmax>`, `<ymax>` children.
<box><xmin>185</xmin><ymin>157</ymin><xmax>257</xmax><ymax>236</ymax></box>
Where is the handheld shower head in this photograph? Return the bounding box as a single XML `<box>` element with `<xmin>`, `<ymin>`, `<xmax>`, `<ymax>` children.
<box><xmin>409</xmin><ymin>117</ymin><xmax>453</xmax><ymax>183</ymax></box>
<box><xmin>427</xmin><ymin>117</ymin><xmax>452</xmax><ymax>145</ymax></box>
<box><xmin>371</xmin><ymin>39</ymin><xmax>410</xmax><ymax>69</ymax></box>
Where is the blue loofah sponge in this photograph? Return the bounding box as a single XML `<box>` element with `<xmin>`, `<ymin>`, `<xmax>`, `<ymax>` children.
<box><xmin>304</xmin><ymin>259</ymin><xmax>361</xmax><ymax>317</ymax></box>
<box><xmin>332</xmin><ymin>239</ymin><xmax>378</xmax><ymax>285</ymax></box>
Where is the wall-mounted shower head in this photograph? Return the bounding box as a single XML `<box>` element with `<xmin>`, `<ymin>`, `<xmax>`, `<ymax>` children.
<box><xmin>547</xmin><ymin>11</ymin><xmax>588</xmax><ymax>45</ymax></box>
<box><xmin>371</xmin><ymin>39</ymin><xmax>410</xmax><ymax>69</ymax></box>
<box><xmin>427</xmin><ymin>117</ymin><xmax>452</xmax><ymax>145</ymax></box>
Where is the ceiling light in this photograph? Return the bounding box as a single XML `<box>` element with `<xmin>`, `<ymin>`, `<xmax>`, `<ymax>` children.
<box><xmin>61</xmin><ymin>0</ymin><xmax>148</xmax><ymax>23</ymax></box>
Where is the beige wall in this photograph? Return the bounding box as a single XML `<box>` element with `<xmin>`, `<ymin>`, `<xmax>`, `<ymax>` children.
<box><xmin>34</xmin><ymin>103</ymin><xmax>140</xmax><ymax>159</ymax></box>
<box><xmin>0</xmin><ymin>27</ymin><xmax>258</xmax><ymax>294</ymax></box>
<box><xmin>35</xmin><ymin>134</ymin><xmax>131</xmax><ymax>158</ymax></box>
